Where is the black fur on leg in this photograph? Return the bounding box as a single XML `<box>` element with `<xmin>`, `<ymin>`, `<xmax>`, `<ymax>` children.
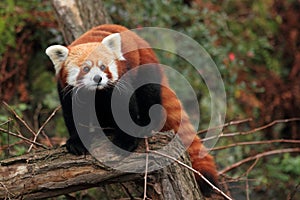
<box><xmin>65</xmin><ymin>135</ymin><xmax>88</xmax><ymax>155</ymax></box>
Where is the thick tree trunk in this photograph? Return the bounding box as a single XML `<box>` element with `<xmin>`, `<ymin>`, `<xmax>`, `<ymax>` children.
<box><xmin>51</xmin><ymin>0</ymin><xmax>112</xmax><ymax>44</ymax></box>
<box><xmin>0</xmin><ymin>132</ymin><xmax>203</xmax><ymax>199</ymax></box>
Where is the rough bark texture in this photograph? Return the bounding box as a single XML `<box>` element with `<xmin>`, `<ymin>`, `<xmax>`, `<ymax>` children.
<box><xmin>51</xmin><ymin>0</ymin><xmax>112</xmax><ymax>44</ymax></box>
<box><xmin>0</xmin><ymin>132</ymin><xmax>203</xmax><ymax>199</ymax></box>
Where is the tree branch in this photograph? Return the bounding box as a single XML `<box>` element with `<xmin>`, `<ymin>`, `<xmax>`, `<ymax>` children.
<box><xmin>202</xmin><ymin>117</ymin><xmax>300</xmax><ymax>142</ymax></box>
<box><xmin>0</xmin><ymin>132</ymin><xmax>204</xmax><ymax>200</ymax></box>
<box><xmin>219</xmin><ymin>148</ymin><xmax>300</xmax><ymax>174</ymax></box>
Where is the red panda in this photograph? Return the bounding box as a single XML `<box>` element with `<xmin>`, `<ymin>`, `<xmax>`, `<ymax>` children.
<box><xmin>46</xmin><ymin>24</ymin><xmax>218</xmax><ymax>196</ymax></box>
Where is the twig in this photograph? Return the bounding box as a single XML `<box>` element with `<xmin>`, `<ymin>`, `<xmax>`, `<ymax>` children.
<box><xmin>143</xmin><ymin>138</ymin><xmax>149</xmax><ymax>200</ymax></box>
<box><xmin>33</xmin><ymin>103</ymin><xmax>42</xmax><ymax>131</ymax></box>
<box><xmin>287</xmin><ymin>183</ymin><xmax>300</xmax><ymax>200</ymax></box>
<box><xmin>202</xmin><ymin>118</ymin><xmax>300</xmax><ymax>142</ymax></box>
<box><xmin>237</xmin><ymin>158</ymin><xmax>260</xmax><ymax>180</ymax></box>
<box><xmin>219</xmin><ymin>173</ymin><xmax>254</xmax><ymax>183</ymax></box>
<box><xmin>148</xmin><ymin>149</ymin><xmax>233</xmax><ymax>200</ymax></box>
<box><xmin>41</xmin><ymin>131</ymin><xmax>53</xmax><ymax>147</ymax></box>
<box><xmin>0</xmin><ymin>119</ymin><xmax>13</xmax><ymax>127</ymax></box>
<box><xmin>28</xmin><ymin>105</ymin><xmax>61</xmax><ymax>152</ymax></box>
<box><xmin>225</xmin><ymin>118</ymin><xmax>300</xmax><ymax>136</ymax></box>
<box><xmin>6</xmin><ymin>118</ymin><xmax>11</xmax><ymax>156</ymax></box>
<box><xmin>211</xmin><ymin>139</ymin><xmax>300</xmax><ymax>151</ymax></box>
<box><xmin>198</xmin><ymin>118</ymin><xmax>252</xmax><ymax>135</ymax></box>
<box><xmin>0</xmin><ymin>182</ymin><xmax>14</xmax><ymax>200</ymax></box>
<box><xmin>245</xmin><ymin>158</ymin><xmax>259</xmax><ymax>200</ymax></box>
<box><xmin>219</xmin><ymin>148</ymin><xmax>300</xmax><ymax>174</ymax></box>
<box><xmin>2</xmin><ymin>101</ymin><xmax>36</xmax><ymax>137</ymax></box>
<box><xmin>0</xmin><ymin>127</ymin><xmax>48</xmax><ymax>149</ymax></box>
<box><xmin>120</xmin><ymin>183</ymin><xmax>135</xmax><ymax>200</ymax></box>
<box><xmin>220</xmin><ymin>175</ymin><xmax>232</xmax><ymax>198</ymax></box>
<box><xmin>0</xmin><ymin>141</ymin><xmax>25</xmax><ymax>151</ymax></box>
<box><xmin>245</xmin><ymin>175</ymin><xmax>250</xmax><ymax>200</ymax></box>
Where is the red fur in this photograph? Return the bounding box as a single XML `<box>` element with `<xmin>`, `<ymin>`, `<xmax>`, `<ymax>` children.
<box><xmin>61</xmin><ymin>24</ymin><xmax>219</xmax><ymax>195</ymax></box>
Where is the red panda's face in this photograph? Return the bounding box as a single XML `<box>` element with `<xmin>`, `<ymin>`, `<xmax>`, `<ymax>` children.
<box><xmin>64</xmin><ymin>43</ymin><xmax>120</xmax><ymax>90</ymax></box>
<box><xmin>46</xmin><ymin>33</ymin><xmax>125</xmax><ymax>90</ymax></box>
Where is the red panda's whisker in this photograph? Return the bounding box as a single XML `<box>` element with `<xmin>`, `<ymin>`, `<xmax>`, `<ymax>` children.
<box><xmin>62</xmin><ymin>84</ymin><xmax>71</xmax><ymax>92</ymax></box>
<box><xmin>114</xmin><ymin>83</ymin><xmax>126</xmax><ymax>94</ymax></box>
<box><xmin>78</xmin><ymin>123</ymin><xmax>114</xmax><ymax>131</ymax></box>
<box><xmin>73</xmin><ymin>85</ymin><xmax>87</xmax><ymax>105</ymax></box>
<box><xmin>62</xmin><ymin>85</ymin><xmax>74</xmax><ymax>99</ymax></box>
<box><xmin>115</xmin><ymin>80</ymin><xmax>129</xmax><ymax>93</ymax></box>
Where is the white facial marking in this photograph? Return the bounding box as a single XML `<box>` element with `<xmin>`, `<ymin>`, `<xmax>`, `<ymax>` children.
<box><xmin>97</xmin><ymin>60</ymin><xmax>103</xmax><ymax>67</ymax></box>
<box><xmin>62</xmin><ymin>41</ymin><xmax>126</xmax><ymax>90</ymax></box>
<box><xmin>81</xmin><ymin>67</ymin><xmax>108</xmax><ymax>90</ymax></box>
<box><xmin>85</xmin><ymin>60</ymin><xmax>93</xmax><ymax>66</ymax></box>
<box><xmin>66</xmin><ymin>67</ymin><xmax>80</xmax><ymax>86</ymax></box>
<box><xmin>108</xmin><ymin>61</ymin><xmax>119</xmax><ymax>81</ymax></box>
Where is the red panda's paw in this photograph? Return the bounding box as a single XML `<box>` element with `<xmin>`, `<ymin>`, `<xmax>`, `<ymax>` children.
<box><xmin>65</xmin><ymin>136</ymin><xmax>88</xmax><ymax>155</ymax></box>
<box><xmin>112</xmin><ymin>132</ymin><xmax>141</xmax><ymax>152</ymax></box>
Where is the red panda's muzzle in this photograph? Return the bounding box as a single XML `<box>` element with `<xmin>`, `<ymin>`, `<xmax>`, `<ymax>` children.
<box><xmin>93</xmin><ymin>75</ymin><xmax>102</xmax><ymax>84</ymax></box>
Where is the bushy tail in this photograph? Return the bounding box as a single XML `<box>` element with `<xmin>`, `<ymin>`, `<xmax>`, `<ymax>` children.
<box><xmin>187</xmin><ymin>136</ymin><xmax>219</xmax><ymax>196</ymax></box>
<box><xmin>161</xmin><ymin>84</ymin><xmax>219</xmax><ymax>196</ymax></box>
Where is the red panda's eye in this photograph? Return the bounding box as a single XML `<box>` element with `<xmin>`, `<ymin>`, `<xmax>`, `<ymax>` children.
<box><xmin>83</xmin><ymin>66</ymin><xmax>90</xmax><ymax>73</ymax></box>
<box><xmin>100</xmin><ymin>64</ymin><xmax>106</xmax><ymax>71</ymax></box>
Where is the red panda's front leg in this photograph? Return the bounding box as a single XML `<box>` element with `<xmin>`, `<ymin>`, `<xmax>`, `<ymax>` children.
<box><xmin>57</xmin><ymin>82</ymin><xmax>88</xmax><ymax>155</ymax></box>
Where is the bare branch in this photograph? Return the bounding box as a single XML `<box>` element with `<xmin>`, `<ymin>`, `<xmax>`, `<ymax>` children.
<box><xmin>198</xmin><ymin>118</ymin><xmax>252</xmax><ymax>135</ymax></box>
<box><xmin>225</xmin><ymin>118</ymin><xmax>300</xmax><ymax>137</ymax></box>
<box><xmin>143</xmin><ymin>138</ymin><xmax>149</xmax><ymax>200</ymax></box>
<box><xmin>0</xmin><ymin>127</ymin><xmax>48</xmax><ymax>149</ymax></box>
<box><xmin>0</xmin><ymin>119</ymin><xmax>13</xmax><ymax>127</ymax></box>
<box><xmin>2</xmin><ymin>101</ymin><xmax>36</xmax><ymax>137</ymax></box>
<box><xmin>245</xmin><ymin>158</ymin><xmax>259</xmax><ymax>200</ymax></box>
<box><xmin>219</xmin><ymin>148</ymin><xmax>300</xmax><ymax>174</ymax></box>
<box><xmin>202</xmin><ymin>118</ymin><xmax>300</xmax><ymax>142</ymax></box>
<box><xmin>211</xmin><ymin>139</ymin><xmax>300</xmax><ymax>151</ymax></box>
<box><xmin>33</xmin><ymin>103</ymin><xmax>42</xmax><ymax>131</ymax></box>
<box><xmin>0</xmin><ymin>141</ymin><xmax>25</xmax><ymax>151</ymax></box>
<box><xmin>287</xmin><ymin>183</ymin><xmax>300</xmax><ymax>200</ymax></box>
<box><xmin>0</xmin><ymin>132</ymin><xmax>203</xmax><ymax>200</ymax></box>
<box><xmin>28</xmin><ymin>105</ymin><xmax>61</xmax><ymax>152</ymax></box>
<box><xmin>1</xmin><ymin>102</ymin><xmax>61</xmax><ymax>151</ymax></box>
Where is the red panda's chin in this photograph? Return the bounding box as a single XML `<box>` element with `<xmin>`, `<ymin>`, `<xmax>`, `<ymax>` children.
<box><xmin>96</xmin><ymin>85</ymin><xmax>106</xmax><ymax>90</ymax></box>
<box><xmin>83</xmin><ymin>84</ymin><xmax>106</xmax><ymax>91</ymax></box>
<box><xmin>81</xmin><ymin>82</ymin><xmax>115</xmax><ymax>91</ymax></box>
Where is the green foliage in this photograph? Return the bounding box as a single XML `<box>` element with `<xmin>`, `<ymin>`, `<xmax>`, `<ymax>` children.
<box><xmin>0</xmin><ymin>0</ymin><xmax>67</xmax><ymax>154</ymax></box>
<box><xmin>246</xmin><ymin>154</ymin><xmax>300</xmax><ymax>199</ymax></box>
<box><xmin>0</xmin><ymin>119</ymin><xmax>26</xmax><ymax>160</ymax></box>
<box><xmin>0</xmin><ymin>0</ymin><xmax>46</xmax><ymax>56</ymax></box>
<box><xmin>0</xmin><ymin>0</ymin><xmax>17</xmax><ymax>55</ymax></box>
<box><xmin>105</xmin><ymin>0</ymin><xmax>283</xmax><ymax>122</ymax></box>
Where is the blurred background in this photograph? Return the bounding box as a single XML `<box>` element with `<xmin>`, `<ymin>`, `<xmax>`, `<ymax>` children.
<box><xmin>0</xmin><ymin>0</ymin><xmax>299</xmax><ymax>199</ymax></box>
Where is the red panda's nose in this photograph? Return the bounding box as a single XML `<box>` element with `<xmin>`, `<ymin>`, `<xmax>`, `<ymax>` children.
<box><xmin>93</xmin><ymin>75</ymin><xmax>102</xmax><ymax>83</ymax></box>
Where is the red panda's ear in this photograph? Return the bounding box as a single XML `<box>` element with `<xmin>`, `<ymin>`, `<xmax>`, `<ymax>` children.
<box><xmin>45</xmin><ymin>45</ymin><xmax>69</xmax><ymax>74</ymax></box>
<box><xmin>101</xmin><ymin>33</ymin><xmax>126</xmax><ymax>61</ymax></box>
